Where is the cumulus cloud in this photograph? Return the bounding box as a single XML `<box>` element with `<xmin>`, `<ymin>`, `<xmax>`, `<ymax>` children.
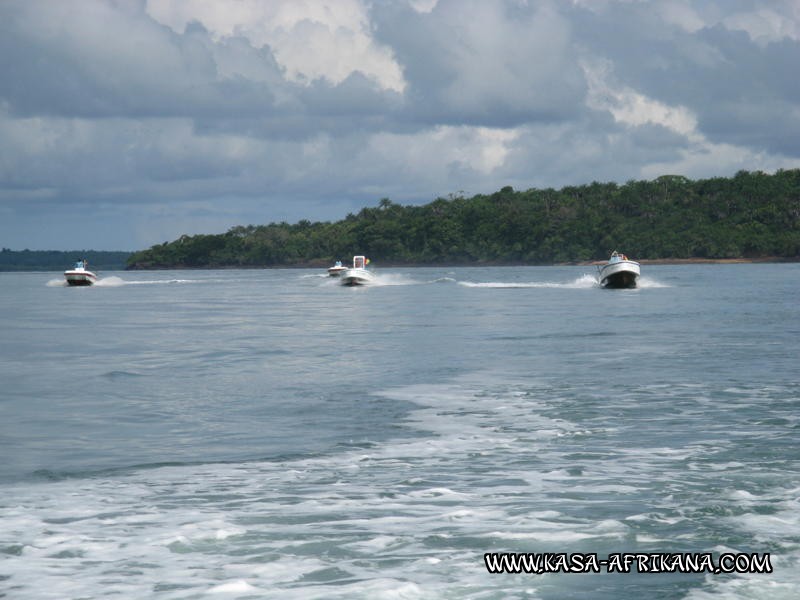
<box><xmin>372</xmin><ymin>0</ymin><xmax>587</xmax><ymax>127</ymax></box>
<box><xmin>145</xmin><ymin>0</ymin><xmax>407</xmax><ymax>91</ymax></box>
<box><xmin>0</xmin><ymin>0</ymin><xmax>798</xmax><ymax>250</ymax></box>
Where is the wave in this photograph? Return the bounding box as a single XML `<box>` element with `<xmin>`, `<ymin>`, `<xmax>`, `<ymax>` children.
<box><xmin>93</xmin><ymin>276</ymin><xmax>127</xmax><ymax>287</ymax></box>
<box><xmin>329</xmin><ymin>271</ymin><xmax>671</xmax><ymax>290</ymax></box>
<box><xmin>325</xmin><ymin>273</ymin><xmax>425</xmax><ymax>287</ymax></box>
<box><xmin>457</xmin><ymin>273</ymin><xmax>672</xmax><ymax>289</ymax></box>
<box><xmin>637</xmin><ymin>276</ymin><xmax>670</xmax><ymax>288</ymax></box>
<box><xmin>46</xmin><ymin>276</ymin><xmax>204</xmax><ymax>287</ymax></box>
<box><xmin>97</xmin><ymin>277</ymin><xmax>203</xmax><ymax>286</ymax></box>
<box><xmin>4</xmin><ymin>376</ymin><xmax>799</xmax><ymax>598</ymax></box>
<box><xmin>369</xmin><ymin>273</ymin><xmax>424</xmax><ymax>286</ymax></box>
<box><xmin>49</xmin><ymin>272</ymin><xmax>668</xmax><ymax>291</ymax></box>
<box><xmin>459</xmin><ymin>273</ymin><xmax>600</xmax><ymax>289</ymax></box>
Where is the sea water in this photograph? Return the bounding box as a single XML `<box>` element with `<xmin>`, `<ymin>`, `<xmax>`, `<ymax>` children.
<box><xmin>1</xmin><ymin>264</ymin><xmax>798</xmax><ymax>599</ymax></box>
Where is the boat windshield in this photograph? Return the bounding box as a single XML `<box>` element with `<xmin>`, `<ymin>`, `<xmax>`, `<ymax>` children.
<box><xmin>609</xmin><ymin>252</ymin><xmax>629</xmax><ymax>263</ymax></box>
<box><xmin>353</xmin><ymin>256</ymin><xmax>365</xmax><ymax>269</ymax></box>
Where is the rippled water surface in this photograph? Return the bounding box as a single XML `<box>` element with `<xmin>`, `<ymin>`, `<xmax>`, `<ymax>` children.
<box><xmin>1</xmin><ymin>264</ymin><xmax>799</xmax><ymax>599</ymax></box>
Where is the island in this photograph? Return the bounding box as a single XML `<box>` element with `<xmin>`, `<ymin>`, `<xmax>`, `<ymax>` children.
<box><xmin>125</xmin><ymin>170</ymin><xmax>800</xmax><ymax>270</ymax></box>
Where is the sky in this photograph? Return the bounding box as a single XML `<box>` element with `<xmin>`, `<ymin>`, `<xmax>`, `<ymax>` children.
<box><xmin>1</xmin><ymin>0</ymin><xmax>799</xmax><ymax>251</ymax></box>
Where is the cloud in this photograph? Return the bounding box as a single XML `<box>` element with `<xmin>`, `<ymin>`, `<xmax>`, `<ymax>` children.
<box><xmin>0</xmin><ymin>0</ymin><xmax>798</xmax><ymax>250</ymax></box>
<box><xmin>569</xmin><ymin>1</ymin><xmax>800</xmax><ymax>156</ymax></box>
<box><xmin>145</xmin><ymin>0</ymin><xmax>407</xmax><ymax>92</ymax></box>
<box><xmin>372</xmin><ymin>0</ymin><xmax>587</xmax><ymax>127</ymax></box>
<box><xmin>723</xmin><ymin>6</ymin><xmax>800</xmax><ymax>45</ymax></box>
<box><xmin>1</xmin><ymin>0</ymin><xmax>385</xmax><ymax>121</ymax></box>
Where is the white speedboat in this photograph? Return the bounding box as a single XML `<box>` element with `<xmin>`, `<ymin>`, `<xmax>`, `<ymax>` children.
<box><xmin>340</xmin><ymin>255</ymin><xmax>374</xmax><ymax>286</ymax></box>
<box><xmin>328</xmin><ymin>260</ymin><xmax>347</xmax><ymax>277</ymax></box>
<box><xmin>64</xmin><ymin>260</ymin><xmax>98</xmax><ymax>286</ymax></box>
<box><xmin>598</xmin><ymin>251</ymin><xmax>640</xmax><ymax>288</ymax></box>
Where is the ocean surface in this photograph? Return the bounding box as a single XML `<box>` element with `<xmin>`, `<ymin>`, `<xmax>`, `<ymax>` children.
<box><xmin>1</xmin><ymin>264</ymin><xmax>798</xmax><ymax>599</ymax></box>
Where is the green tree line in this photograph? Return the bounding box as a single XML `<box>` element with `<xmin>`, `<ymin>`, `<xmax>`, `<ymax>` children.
<box><xmin>126</xmin><ymin>169</ymin><xmax>800</xmax><ymax>269</ymax></box>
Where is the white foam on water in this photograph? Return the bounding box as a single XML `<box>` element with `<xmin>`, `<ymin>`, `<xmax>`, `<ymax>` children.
<box><xmin>572</xmin><ymin>273</ymin><xmax>603</xmax><ymax>288</ymax></box>
<box><xmin>120</xmin><ymin>278</ymin><xmax>202</xmax><ymax>285</ymax></box>
<box><xmin>636</xmin><ymin>275</ymin><xmax>670</xmax><ymax>288</ymax></box>
<box><xmin>458</xmin><ymin>273</ymin><xmax>599</xmax><ymax>289</ymax></box>
<box><xmin>368</xmin><ymin>273</ymin><xmax>423</xmax><ymax>286</ymax></box>
<box><xmin>726</xmin><ymin>489</ymin><xmax>800</xmax><ymax>541</ymax></box>
<box><xmin>0</xmin><ymin>377</ymin><xmax>592</xmax><ymax>597</ymax></box>
<box><xmin>47</xmin><ymin>276</ymin><xmax>208</xmax><ymax>287</ymax></box>
<box><xmin>2</xmin><ymin>375</ymin><xmax>797</xmax><ymax>599</ymax></box>
<box><xmin>48</xmin><ymin>276</ymin><xmax>204</xmax><ymax>287</ymax></box>
<box><xmin>682</xmin><ymin>542</ymin><xmax>799</xmax><ymax>600</ymax></box>
<box><xmin>324</xmin><ymin>272</ymin><xmax>423</xmax><ymax>287</ymax></box>
<box><xmin>207</xmin><ymin>580</ymin><xmax>261</xmax><ymax>594</ymax></box>
<box><xmin>92</xmin><ymin>276</ymin><xmax>126</xmax><ymax>287</ymax></box>
<box><xmin>683</xmin><ymin>577</ymin><xmax>800</xmax><ymax>600</ymax></box>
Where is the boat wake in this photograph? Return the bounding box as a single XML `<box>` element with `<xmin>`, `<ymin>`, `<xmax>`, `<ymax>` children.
<box><xmin>48</xmin><ymin>272</ymin><xmax>669</xmax><ymax>289</ymax></box>
<box><xmin>123</xmin><ymin>278</ymin><xmax>201</xmax><ymax>285</ymax></box>
<box><xmin>47</xmin><ymin>276</ymin><xmax>130</xmax><ymax>287</ymax></box>
<box><xmin>93</xmin><ymin>276</ymin><xmax>127</xmax><ymax>287</ymax></box>
<box><xmin>2</xmin><ymin>371</ymin><xmax>796</xmax><ymax>598</ymax></box>
<box><xmin>459</xmin><ymin>274</ymin><xmax>671</xmax><ymax>289</ymax></box>
<box><xmin>325</xmin><ymin>271</ymin><xmax>671</xmax><ymax>289</ymax></box>
<box><xmin>369</xmin><ymin>273</ymin><xmax>424</xmax><ymax>286</ymax></box>
<box><xmin>636</xmin><ymin>276</ymin><xmax>669</xmax><ymax>288</ymax></box>
<box><xmin>47</xmin><ymin>276</ymin><xmax>204</xmax><ymax>287</ymax></box>
<box><xmin>325</xmin><ymin>273</ymin><xmax>424</xmax><ymax>287</ymax></box>
<box><xmin>459</xmin><ymin>274</ymin><xmax>600</xmax><ymax>289</ymax></box>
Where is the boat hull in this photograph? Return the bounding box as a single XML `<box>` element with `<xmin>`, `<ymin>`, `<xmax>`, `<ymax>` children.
<box><xmin>328</xmin><ymin>267</ymin><xmax>346</xmax><ymax>277</ymax></box>
<box><xmin>599</xmin><ymin>261</ymin><xmax>640</xmax><ymax>289</ymax></box>
<box><xmin>64</xmin><ymin>271</ymin><xmax>98</xmax><ymax>286</ymax></box>
<box><xmin>340</xmin><ymin>268</ymin><xmax>374</xmax><ymax>286</ymax></box>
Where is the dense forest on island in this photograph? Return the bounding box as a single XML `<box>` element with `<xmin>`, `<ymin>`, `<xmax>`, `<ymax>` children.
<box><xmin>126</xmin><ymin>169</ymin><xmax>800</xmax><ymax>269</ymax></box>
<box><xmin>0</xmin><ymin>249</ymin><xmax>131</xmax><ymax>272</ymax></box>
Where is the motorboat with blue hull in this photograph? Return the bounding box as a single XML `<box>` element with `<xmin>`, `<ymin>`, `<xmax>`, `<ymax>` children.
<box><xmin>340</xmin><ymin>255</ymin><xmax>374</xmax><ymax>286</ymax></box>
<box><xmin>598</xmin><ymin>251</ymin><xmax>640</xmax><ymax>288</ymax></box>
<box><xmin>64</xmin><ymin>260</ymin><xmax>98</xmax><ymax>286</ymax></box>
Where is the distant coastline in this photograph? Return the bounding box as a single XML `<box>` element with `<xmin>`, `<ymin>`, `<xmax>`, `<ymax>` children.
<box><xmin>125</xmin><ymin>170</ymin><xmax>800</xmax><ymax>271</ymax></box>
<box><xmin>2</xmin><ymin>255</ymin><xmax>797</xmax><ymax>272</ymax></box>
<box><xmin>128</xmin><ymin>256</ymin><xmax>800</xmax><ymax>269</ymax></box>
<box><xmin>5</xmin><ymin>170</ymin><xmax>800</xmax><ymax>272</ymax></box>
